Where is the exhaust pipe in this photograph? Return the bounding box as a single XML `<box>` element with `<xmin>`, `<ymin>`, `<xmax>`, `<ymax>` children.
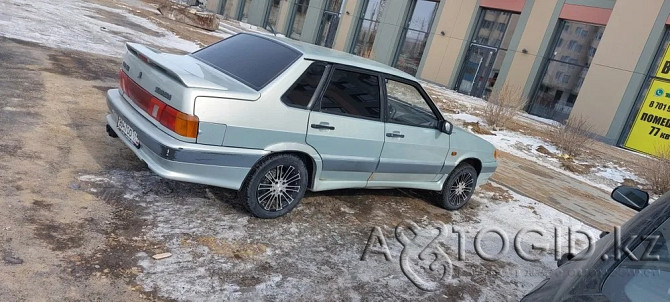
<box><xmin>106</xmin><ymin>124</ymin><xmax>118</xmax><ymax>138</ymax></box>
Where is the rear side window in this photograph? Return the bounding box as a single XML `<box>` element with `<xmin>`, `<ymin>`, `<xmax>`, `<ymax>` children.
<box><xmin>282</xmin><ymin>62</ymin><xmax>327</xmax><ymax>108</ymax></box>
<box><xmin>319</xmin><ymin>68</ymin><xmax>381</xmax><ymax>120</ymax></box>
<box><xmin>191</xmin><ymin>34</ymin><xmax>301</xmax><ymax>90</ymax></box>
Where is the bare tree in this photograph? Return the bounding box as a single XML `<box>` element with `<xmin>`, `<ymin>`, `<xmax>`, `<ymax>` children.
<box><xmin>549</xmin><ymin>115</ymin><xmax>594</xmax><ymax>158</ymax></box>
<box><xmin>483</xmin><ymin>84</ymin><xmax>526</xmax><ymax>130</ymax></box>
<box><xmin>641</xmin><ymin>145</ymin><xmax>670</xmax><ymax>194</ymax></box>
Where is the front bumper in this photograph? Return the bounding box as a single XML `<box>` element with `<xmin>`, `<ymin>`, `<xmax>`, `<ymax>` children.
<box><xmin>476</xmin><ymin>161</ymin><xmax>497</xmax><ymax>187</ymax></box>
<box><xmin>105</xmin><ymin>89</ymin><xmax>268</xmax><ymax>190</ymax></box>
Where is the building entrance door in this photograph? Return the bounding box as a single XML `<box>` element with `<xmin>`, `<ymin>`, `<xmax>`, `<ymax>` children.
<box><xmin>457</xmin><ymin>44</ymin><xmax>497</xmax><ymax>97</ymax></box>
<box><xmin>455</xmin><ymin>8</ymin><xmax>519</xmax><ymax>99</ymax></box>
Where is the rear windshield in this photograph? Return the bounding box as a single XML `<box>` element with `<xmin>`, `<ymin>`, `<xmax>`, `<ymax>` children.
<box><xmin>191</xmin><ymin>34</ymin><xmax>302</xmax><ymax>90</ymax></box>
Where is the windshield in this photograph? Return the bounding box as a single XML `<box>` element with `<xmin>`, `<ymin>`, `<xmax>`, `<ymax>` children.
<box><xmin>191</xmin><ymin>34</ymin><xmax>302</xmax><ymax>91</ymax></box>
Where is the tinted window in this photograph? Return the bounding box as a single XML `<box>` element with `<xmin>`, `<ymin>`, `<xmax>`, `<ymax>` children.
<box><xmin>602</xmin><ymin>217</ymin><xmax>670</xmax><ymax>302</ymax></box>
<box><xmin>386</xmin><ymin>79</ymin><xmax>439</xmax><ymax>128</ymax></box>
<box><xmin>320</xmin><ymin>69</ymin><xmax>381</xmax><ymax>119</ymax></box>
<box><xmin>191</xmin><ymin>34</ymin><xmax>301</xmax><ymax>90</ymax></box>
<box><xmin>282</xmin><ymin>62</ymin><xmax>327</xmax><ymax>108</ymax></box>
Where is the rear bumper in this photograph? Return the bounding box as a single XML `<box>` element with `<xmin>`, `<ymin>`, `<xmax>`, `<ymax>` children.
<box><xmin>105</xmin><ymin>89</ymin><xmax>268</xmax><ymax>190</ymax></box>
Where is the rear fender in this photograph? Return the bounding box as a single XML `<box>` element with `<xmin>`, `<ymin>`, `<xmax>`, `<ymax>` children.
<box><xmin>263</xmin><ymin>142</ymin><xmax>323</xmax><ymax>189</ymax></box>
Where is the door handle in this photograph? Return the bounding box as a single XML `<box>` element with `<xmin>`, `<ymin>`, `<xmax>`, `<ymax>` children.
<box><xmin>311</xmin><ymin>123</ymin><xmax>335</xmax><ymax>130</ymax></box>
<box><xmin>386</xmin><ymin>132</ymin><xmax>405</xmax><ymax>138</ymax></box>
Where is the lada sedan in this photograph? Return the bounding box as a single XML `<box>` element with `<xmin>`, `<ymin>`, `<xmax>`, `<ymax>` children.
<box><xmin>105</xmin><ymin>33</ymin><xmax>497</xmax><ymax>218</ymax></box>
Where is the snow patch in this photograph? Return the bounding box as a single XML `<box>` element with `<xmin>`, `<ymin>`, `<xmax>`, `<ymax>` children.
<box><xmin>0</xmin><ymin>0</ymin><xmax>199</xmax><ymax>56</ymax></box>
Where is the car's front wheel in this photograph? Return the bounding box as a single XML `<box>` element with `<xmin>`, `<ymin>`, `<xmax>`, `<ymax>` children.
<box><xmin>241</xmin><ymin>154</ymin><xmax>308</xmax><ymax>219</ymax></box>
<box><xmin>441</xmin><ymin>163</ymin><xmax>478</xmax><ymax>210</ymax></box>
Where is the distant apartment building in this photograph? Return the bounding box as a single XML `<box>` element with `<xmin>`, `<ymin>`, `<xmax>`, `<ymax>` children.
<box><xmin>204</xmin><ymin>0</ymin><xmax>670</xmax><ymax>157</ymax></box>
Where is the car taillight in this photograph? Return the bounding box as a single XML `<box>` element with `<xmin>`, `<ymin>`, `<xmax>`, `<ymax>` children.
<box><xmin>119</xmin><ymin>70</ymin><xmax>199</xmax><ymax>138</ymax></box>
<box><xmin>159</xmin><ymin>105</ymin><xmax>199</xmax><ymax>138</ymax></box>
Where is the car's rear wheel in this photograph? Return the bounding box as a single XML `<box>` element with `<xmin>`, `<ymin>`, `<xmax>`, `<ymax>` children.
<box><xmin>241</xmin><ymin>154</ymin><xmax>308</xmax><ymax>218</ymax></box>
<box><xmin>441</xmin><ymin>163</ymin><xmax>478</xmax><ymax>210</ymax></box>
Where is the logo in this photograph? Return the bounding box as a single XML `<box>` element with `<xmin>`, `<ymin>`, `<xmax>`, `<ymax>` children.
<box><xmin>361</xmin><ymin>220</ymin><xmax>454</xmax><ymax>291</ymax></box>
<box><xmin>396</xmin><ymin>221</ymin><xmax>453</xmax><ymax>291</ymax></box>
<box><xmin>155</xmin><ymin>87</ymin><xmax>172</xmax><ymax>100</ymax></box>
<box><xmin>655</xmin><ymin>88</ymin><xmax>664</xmax><ymax>97</ymax></box>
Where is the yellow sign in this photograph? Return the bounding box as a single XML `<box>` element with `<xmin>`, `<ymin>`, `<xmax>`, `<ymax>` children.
<box><xmin>656</xmin><ymin>45</ymin><xmax>670</xmax><ymax>81</ymax></box>
<box><xmin>624</xmin><ymin>79</ymin><xmax>670</xmax><ymax>156</ymax></box>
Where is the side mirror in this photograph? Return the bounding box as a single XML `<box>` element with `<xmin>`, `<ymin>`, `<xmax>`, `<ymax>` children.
<box><xmin>441</xmin><ymin>120</ymin><xmax>453</xmax><ymax>134</ymax></box>
<box><xmin>611</xmin><ymin>186</ymin><xmax>649</xmax><ymax>212</ymax></box>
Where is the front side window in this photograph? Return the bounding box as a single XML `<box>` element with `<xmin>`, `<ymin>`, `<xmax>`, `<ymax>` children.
<box><xmin>191</xmin><ymin>34</ymin><xmax>301</xmax><ymax>91</ymax></box>
<box><xmin>282</xmin><ymin>62</ymin><xmax>327</xmax><ymax>108</ymax></box>
<box><xmin>385</xmin><ymin>79</ymin><xmax>438</xmax><ymax>128</ymax></box>
<box><xmin>319</xmin><ymin>68</ymin><xmax>381</xmax><ymax>120</ymax></box>
<box><xmin>601</xmin><ymin>217</ymin><xmax>670</xmax><ymax>301</ymax></box>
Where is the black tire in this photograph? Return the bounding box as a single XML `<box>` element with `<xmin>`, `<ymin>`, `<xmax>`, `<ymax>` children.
<box><xmin>241</xmin><ymin>154</ymin><xmax>309</xmax><ymax>219</ymax></box>
<box><xmin>441</xmin><ymin>163</ymin><xmax>478</xmax><ymax>211</ymax></box>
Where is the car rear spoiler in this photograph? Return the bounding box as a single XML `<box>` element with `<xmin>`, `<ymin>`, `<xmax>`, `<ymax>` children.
<box><xmin>125</xmin><ymin>43</ymin><xmax>227</xmax><ymax>91</ymax></box>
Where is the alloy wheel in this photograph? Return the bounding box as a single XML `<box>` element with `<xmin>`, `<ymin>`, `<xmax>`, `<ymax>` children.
<box><xmin>448</xmin><ymin>171</ymin><xmax>474</xmax><ymax>207</ymax></box>
<box><xmin>256</xmin><ymin>165</ymin><xmax>302</xmax><ymax>211</ymax></box>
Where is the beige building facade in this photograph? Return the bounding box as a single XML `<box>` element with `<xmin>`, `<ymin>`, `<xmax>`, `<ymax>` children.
<box><xmin>206</xmin><ymin>0</ymin><xmax>670</xmax><ymax>155</ymax></box>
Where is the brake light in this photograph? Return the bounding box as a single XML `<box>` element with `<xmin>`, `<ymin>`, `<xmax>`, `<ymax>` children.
<box><xmin>159</xmin><ymin>106</ymin><xmax>199</xmax><ymax>138</ymax></box>
<box><xmin>119</xmin><ymin>70</ymin><xmax>198</xmax><ymax>138</ymax></box>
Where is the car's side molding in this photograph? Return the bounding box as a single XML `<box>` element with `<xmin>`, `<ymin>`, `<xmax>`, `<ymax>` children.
<box><xmin>377</xmin><ymin>158</ymin><xmax>445</xmax><ymax>174</ymax></box>
<box><xmin>321</xmin><ymin>155</ymin><xmax>378</xmax><ymax>172</ymax></box>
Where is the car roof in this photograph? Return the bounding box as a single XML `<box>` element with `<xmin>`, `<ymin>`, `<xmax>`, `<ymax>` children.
<box><xmin>243</xmin><ymin>33</ymin><xmax>418</xmax><ymax>81</ymax></box>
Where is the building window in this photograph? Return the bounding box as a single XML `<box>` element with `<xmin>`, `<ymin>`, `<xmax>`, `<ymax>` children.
<box><xmin>567</xmin><ymin>40</ymin><xmax>577</xmax><ymax>50</ymax></box>
<box><xmin>588</xmin><ymin>46</ymin><xmax>597</xmax><ymax>57</ymax></box>
<box><xmin>350</xmin><ymin>0</ymin><xmax>387</xmax><ymax>58</ymax></box>
<box><xmin>238</xmin><ymin>0</ymin><xmax>252</xmax><ymax>23</ymax></box>
<box><xmin>527</xmin><ymin>20</ymin><xmax>606</xmax><ymax>122</ymax></box>
<box><xmin>222</xmin><ymin>0</ymin><xmax>235</xmax><ymax>19</ymax></box>
<box><xmin>456</xmin><ymin>8</ymin><xmax>520</xmax><ymax>99</ymax></box>
<box><xmin>316</xmin><ymin>0</ymin><xmax>345</xmax><ymax>48</ymax></box>
<box><xmin>393</xmin><ymin>0</ymin><xmax>439</xmax><ymax>75</ymax></box>
<box><xmin>264</xmin><ymin>0</ymin><xmax>281</xmax><ymax>29</ymax></box>
<box><xmin>288</xmin><ymin>0</ymin><xmax>310</xmax><ymax>40</ymax></box>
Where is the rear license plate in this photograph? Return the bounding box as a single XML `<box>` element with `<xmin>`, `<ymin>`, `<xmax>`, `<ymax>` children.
<box><xmin>117</xmin><ymin>116</ymin><xmax>140</xmax><ymax>148</ymax></box>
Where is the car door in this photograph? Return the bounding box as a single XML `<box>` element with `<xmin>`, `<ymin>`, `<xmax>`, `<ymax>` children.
<box><xmin>371</xmin><ymin>77</ymin><xmax>451</xmax><ymax>183</ymax></box>
<box><xmin>306</xmin><ymin>66</ymin><xmax>385</xmax><ymax>186</ymax></box>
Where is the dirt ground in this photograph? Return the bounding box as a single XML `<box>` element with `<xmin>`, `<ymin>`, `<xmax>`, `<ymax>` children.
<box><xmin>0</xmin><ymin>1</ymin><xmax>603</xmax><ymax>301</ymax></box>
<box><xmin>0</xmin><ymin>36</ymin><xmax>149</xmax><ymax>300</ymax></box>
<box><xmin>0</xmin><ymin>34</ymin><xmax>568</xmax><ymax>301</ymax></box>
